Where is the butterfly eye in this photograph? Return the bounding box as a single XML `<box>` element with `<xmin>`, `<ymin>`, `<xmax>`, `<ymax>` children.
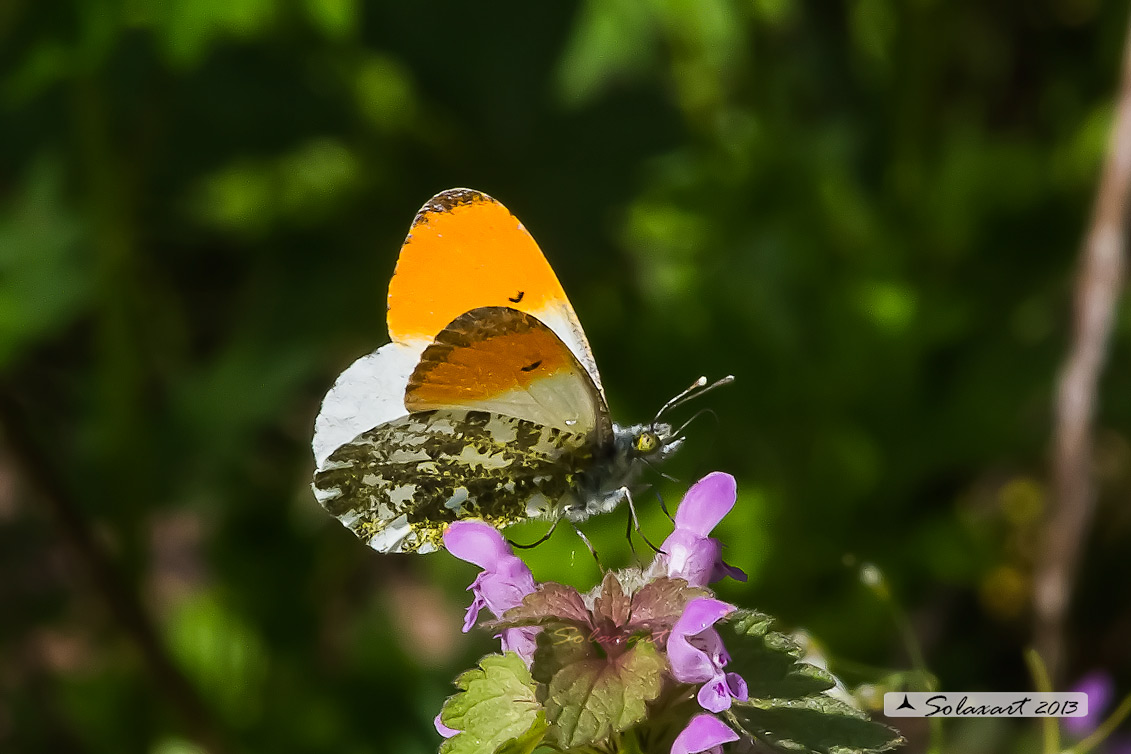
<box><xmin>634</xmin><ymin>431</ymin><xmax>660</xmax><ymax>454</ymax></box>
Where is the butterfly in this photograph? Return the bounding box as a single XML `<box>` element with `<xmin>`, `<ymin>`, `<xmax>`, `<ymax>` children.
<box><xmin>311</xmin><ymin>188</ymin><xmax>730</xmax><ymax>554</ymax></box>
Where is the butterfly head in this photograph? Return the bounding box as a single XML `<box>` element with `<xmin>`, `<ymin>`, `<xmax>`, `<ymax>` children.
<box><xmin>613</xmin><ymin>375</ymin><xmax>734</xmax><ymax>466</ymax></box>
<box><xmin>628</xmin><ymin>422</ymin><xmax>683</xmax><ymax>462</ymax></box>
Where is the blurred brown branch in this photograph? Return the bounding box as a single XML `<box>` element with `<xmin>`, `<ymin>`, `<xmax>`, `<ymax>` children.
<box><xmin>0</xmin><ymin>390</ymin><xmax>229</xmax><ymax>754</ymax></box>
<box><xmin>1035</xmin><ymin>12</ymin><xmax>1131</xmax><ymax>683</ymax></box>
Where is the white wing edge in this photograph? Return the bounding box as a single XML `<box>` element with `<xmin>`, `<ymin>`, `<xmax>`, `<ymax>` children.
<box><xmin>312</xmin><ymin>341</ymin><xmax>425</xmax><ymax>468</ymax></box>
<box><xmin>535</xmin><ymin>304</ymin><xmax>606</xmax><ymax>401</ymax></box>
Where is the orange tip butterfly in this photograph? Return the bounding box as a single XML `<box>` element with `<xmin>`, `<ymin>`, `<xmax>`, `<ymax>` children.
<box><xmin>311</xmin><ymin>189</ymin><xmax>731</xmax><ymax>553</ymax></box>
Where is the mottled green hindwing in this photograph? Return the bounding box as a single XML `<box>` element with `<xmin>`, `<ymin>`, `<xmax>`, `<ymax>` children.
<box><xmin>312</xmin><ymin>409</ymin><xmax>593</xmax><ymax>553</ymax></box>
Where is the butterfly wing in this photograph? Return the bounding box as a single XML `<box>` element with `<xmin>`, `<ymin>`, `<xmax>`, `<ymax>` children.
<box><xmin>312</xmin><ymin>409</ymin><xmax>592</xmax><ymax>553</ymax></box>
<box><xmin>405</xmin><ymin>306</ymin><xmax>612</xmax><ymax>446</ymax></box>
<box><xmin>312</xmin><ymin>189</ymin><xmax>613</xmax><ymax>553</ymax></box>
<box><xmin>313</xmin><ymin>307</ymin><xmax>614</xmax><ymax>552</ymax></box>
<box><xmin>312</xmin><ymin>342</ymin><xmax>419</xmax><ymax>467</ymax></box>
<box><xmin>388</xmin><ymin>188</ymin><xmax>605</xmax><ymax>396</ymax></box>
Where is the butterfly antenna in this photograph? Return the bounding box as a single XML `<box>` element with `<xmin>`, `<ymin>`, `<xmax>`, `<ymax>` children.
<box><xmin>653</xmin><ymin>375</ymin><xmax>735</xmax><ymax>425</ymax></box>
<box><xmin>653</xmin><ymin>376</ymin><xmax>707</xmax><ymax>425</ymax></box>
<box><xmin>671</xmin><ymin>407</ymin><xmax>719</xmax><ymax>442</ymax></box>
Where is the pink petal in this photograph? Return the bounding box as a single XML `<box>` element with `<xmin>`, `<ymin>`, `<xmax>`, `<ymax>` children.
<box><xmin>673</xmin><ymin>598</ymin><xmax>735</xmax><ymax>636</ymax></box>
<box><xmin>674</xmin><ymin>473</ymin><xmax>737</xmax><ymax>536</ymax></box>
<box><xmin>669</xmin><ymin>599</ymin><xmax>736</xmax><ymax>685</ymax></box>
<box><xmin>687</xmin><ymin>628</ymin><xmax>729</xmax><ymax>667</ymax></box>
<box><xmin>499</xmin><ymin>626</ymin><xmax>538</xmax><ymax>665</ymax></box>
<box><xmin>444</xmin><ymin>521</ymin><xmax>513</xmax><ymax>568</ymax></box>
<box><xmin>671</xmin><ymin>713</ymin><xmax>740</xmax><ymax>754</ymax></box>
<box><xmin>461</xmin><ymin>583</ymin><xmax>486</xmax><ymax>632</ymax></box>
<box><xmin>476</xmin><ymin>559</ymin><xmax>537</xmax><ymax>614</ymax></box>
<box><xmin>434</xmin><ymin>713</ymin><xmax>459</xmax><ymax>738</ymax></box>
<box><xmin>696</xmin><ymin>677</ymin><xmax>734</xmax><ymax>712</ymax></box>
<box><xmin>660</xmin><ymin>529</ymin><xmax>721</xmax><ymax>588</ymax></box>
<box><xmin>668</xmin><ymin>632</ymin><xmax>716</xmax><ymax>683</ymax></box>
<box><xmin>726</xmin><ymin>672</ymin><xmax>748</xmax><ymax>702</ymax></box>
<box><xmin>711</xmin><ymin>557</ymin><xmax>748</xmax><ymax>584</ymax></box>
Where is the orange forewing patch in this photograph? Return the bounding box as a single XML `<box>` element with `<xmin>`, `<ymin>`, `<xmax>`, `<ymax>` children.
<box><xmin>387</xmin><ymin>189</ymin><xmax>572</xmax><ymax>344</ymax></box>
<box><xmin>405</xmin><ymin>324</ymin><xmax>573</xmax><ymax>408</ymax></box>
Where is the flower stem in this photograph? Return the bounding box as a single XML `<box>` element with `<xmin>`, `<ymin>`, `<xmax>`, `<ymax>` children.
<box><xmin>1024</xmin><ymin>648</ymin><xmax>1059</xmax><ymax>754</ymax></box>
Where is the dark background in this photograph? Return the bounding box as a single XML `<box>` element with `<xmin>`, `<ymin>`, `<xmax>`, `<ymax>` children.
<box><xmin>1</xmin><ymin>1</ymin><xmax>1129</xmax><ymax>752</ymax></box>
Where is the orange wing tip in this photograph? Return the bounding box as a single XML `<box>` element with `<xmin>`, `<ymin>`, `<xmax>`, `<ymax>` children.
<box><xmin>388</xmin><ymin>189</ymin><xmax>565</xmax><ymax>346</ymax></box>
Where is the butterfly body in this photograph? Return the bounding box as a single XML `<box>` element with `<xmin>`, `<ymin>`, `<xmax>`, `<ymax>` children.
<box><xmin>312</xmin><ymin>189</ymin><xmax>717</xmax><ymax>554</ymax></box>
<box><xmin>315</xmin><ymin>405</ymin><xmax>681</xmax><ymax>553</ymax></box>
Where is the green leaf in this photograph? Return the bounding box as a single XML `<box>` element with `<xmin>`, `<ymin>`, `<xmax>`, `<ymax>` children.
<box><xmin>531</xmin><ymin>623</ymin><xmax>594</xmax><ymax>689</ymax></box>
<box><xmin>722</xmin><ymin>610</ymin><xmax>837</xmax><ymax>700</ymax></box>
<box><xmin>493</xmin><ymin>713</ymin><xmax>549</xmax><ymax>754</ymax></box>
<box><xmin>728</xmin><ymin>695</ymin><xmax>904</xmax><ymax>754</ymax></box>
<box><xmin>730</xmin><ymin>609</ymin><xmax>776</xmax><ymax>638</ymax></box>
<box><xmin>544</xmin><ymin>640</ymin><xmax>666</xmax><ymax>749</ymax></box>
<box><xmin>719</xmin><ymin>610</ymin><xmax>902</xmax><ymax>752</ymax></box>
<box><xmin>440</xmin><ymin>653</ymin><xmax>544</xmax><ymax>754</ymax></box>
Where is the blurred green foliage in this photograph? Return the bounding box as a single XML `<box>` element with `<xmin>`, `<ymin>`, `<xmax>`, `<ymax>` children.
<box><xmin>2</xmin><ymin>0</ymin><xmax>1131</xmax><ymax>752</ymax></box>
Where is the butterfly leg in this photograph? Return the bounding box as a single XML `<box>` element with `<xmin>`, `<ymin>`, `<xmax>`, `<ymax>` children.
<box><xmin>641</xmin><ymin>459</ymin><xmax>679</xmax><ymax>521</ymax></box>
<box><xmin>632</xmin><ymin>481</ymin><xmax>673</xmax><ymax>523</ymax></box>
<box><xmin>654</xmin><ymin>486</ymin><xmax>674</xmax><ymax>523</ymax></box>
<box><xmin>624</xmin><ymin>506</ymin><xmax>638</xmax><ymax>558</ymax></box>
<box><xmin>510</xmin><ymin>517</ymin><xmax>561</xmax><ymax>549</ymax></box>
<box><xmin>569</xmin><ymin>521</ymin><xmax>603</xmax><ymax>571</ymax></box>
<box><xmin>622</xmin><ymin>486</ymin><xmax>665</xmax><ymax>554</ymax></box>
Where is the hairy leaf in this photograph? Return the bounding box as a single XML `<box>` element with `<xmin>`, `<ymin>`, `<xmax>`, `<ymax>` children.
<box><xmin>544</xmin><ymin>640</ymin><xmax>666</xmax><ymax>749</ymax></box>
<box><xmin>626</xmin><ymin>577</ymin><xmax>710</xmax><ymax>632</ymax></box>
<box><xmin>440</xmin><ymin>653</ymin><xmax>544</xmax><ymax>754</ymax></box>
<box><xmin>493</xmin><ymin>583</ymin><xmax>591</xmax><ymax>630</ymax></box>
<box><xmin>723</xmin><ymin>610</ymin><xmax>836</xmax><ymax>700</ymax></box>
<box><xmin>592</xmin><ymin>571</ymin><xmax>631</xmax><ymax>626</ymax></box>
<box><xmin>728</xmin><ymin>695</ymin><xmax>904</xmax><ymax>754</ymax></box>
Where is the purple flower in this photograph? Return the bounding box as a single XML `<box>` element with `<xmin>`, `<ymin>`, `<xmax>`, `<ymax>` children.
<box><xmin>671</xmin><ymin>713</ymin><xmax>740</xmax><ymax>754</ymax></box>
<box><xmin>1063</xmin><ymin>670</ymin><xmax>1116</xmax><ymax>737</ymax></box>
<box><xmin>434</xmin><ymin>713</ymin><xmax>458</xmax><ymax>739</ymax></box>
<box><xmin>669</xmin><ymin>597</ymin><xmax>748</xmax><ymax>712</ymax></box>
<box><xmin>659</xmin><ymin>472</ymin><xmax>747</xmax><ymax>587</ymax></box>
<box><xmin>444</xmin><ymin>521</ymin><xmax>538</xmax><ymax>662</ymax></box>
